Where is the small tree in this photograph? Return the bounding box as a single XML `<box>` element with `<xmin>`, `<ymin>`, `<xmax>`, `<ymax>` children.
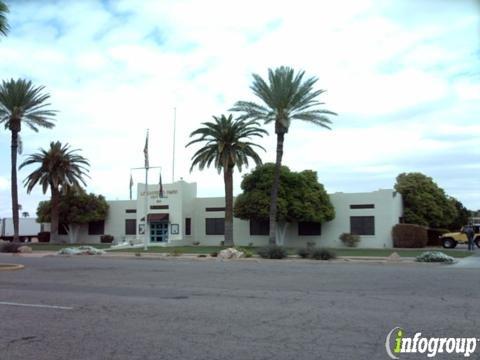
<box><xmin>394</xmin><ymin>172</ymin><xmax>457</xmax><ymax>228</ymax></box>
<box><xmin>234</xmin><ymin>163</ymin><xmax>335</xmax><ymax>245</ymax></box>
<box><xmin>37</xmin><ymin>187</ymin><xmax>108</xmax><ymax>244</ymax></box>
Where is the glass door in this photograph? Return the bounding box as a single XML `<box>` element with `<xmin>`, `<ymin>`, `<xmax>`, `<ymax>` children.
<box><xmin>150</xmin><ymin>222</ymin><xmax>169</xmax><ymax>242</ymax></box>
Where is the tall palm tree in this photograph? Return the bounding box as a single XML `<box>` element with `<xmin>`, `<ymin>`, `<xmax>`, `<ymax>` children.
<box><xmin>187</xmin><ymin>114</ymin><xmax>267</xmax><ymax>246</ymax></box>
<box><xmin>20</xmin><ymin>141</ymin><xmax>89</xmax><ymax>243</ymax></box>
<box><xmin>231</xmin><ymin>66</ymin><xmax>337</xmax><ymax>245</ymax></box>
<box><xmin>0</xmin><ymin>1</ymin><xmax>9</xmax><ymax>37</ymax></box>
<box><xmin>0</xmin><ymin>79</ymin><xmax>56</xmax><ymax>242</ymax></box>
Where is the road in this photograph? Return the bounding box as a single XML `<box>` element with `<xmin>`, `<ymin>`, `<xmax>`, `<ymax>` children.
<box><xmin>0</xmin><ymin>254</ymin><xmax>479</xmax><ymax>360</ymax></box>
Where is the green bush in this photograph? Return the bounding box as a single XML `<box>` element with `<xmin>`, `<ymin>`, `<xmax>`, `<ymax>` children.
<box><xmin>416</xmin><ymin>251</ymin><xmax>454</xmax><ymax>264</ymax></box>
<box><xmin>210</xmin><ymin>251</ymin><xmax>218</xmax><ymax>257</ymax></box>
<box><xmin>37</xmin><ymin>231</ymin><xmax>50</xmax><ymax>243</ymax></box>
<box><xmin>427</xmin><ymin>228</ymin><xmax>450</xmax><ymax>247</ymax></box>
<box><xmin>311</xmin><ymin>248</ymin><xmax>336</xmax><ymax>260</ymax></box>
<box><xmin>257</xmin><ymin>245</ymin><xmax>288</xmax><ymax>259</ymax></box>
<box><xmin>100</xmin><ymin>234</ymin><xmax>114</xmax><ymax>243</ymax></box>
<box><xmin>298</xmin><ymin>246</ymin><xmax>337</xmax><ymax>260</ymax></box>
<box><xmin>297</xmin><ymin>247</ymin><xmax>311</xmax><ymax>259</ymax></box>
<box><xmin>235</xmin><ymin>247</ymin><xmax>253</xmax><ymax>258</ymax></box>
<box><xmin>392</xmin><ymin>224</ymin><xmax>428</xmax><ymax>248</ymax></box>
<box><xmin>339</xmin><ymin>233</ymin><xmax>360</xmax><ymax>247</ymax></box>
<box><xmin>0</xmin><ymin>242</ymin><xmax>21</xmax><ymax>253</ymax></box>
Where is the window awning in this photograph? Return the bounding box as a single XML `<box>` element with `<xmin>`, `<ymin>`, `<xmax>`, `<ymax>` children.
<box><xmin>147</xmin><ymin>213</ymin><xmax>169</xmax><ymax>222</ymax></box>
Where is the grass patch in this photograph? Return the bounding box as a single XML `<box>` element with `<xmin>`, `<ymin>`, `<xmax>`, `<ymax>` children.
<box><xmin>332</xmin><ymin>248</ymin><xmax>471</xmax><ymax>258</ymax></box>
<box><xmin>29</xmin><ymin>244</ymin><xmax>472</xmax><ymax>259</ymax></box>
<box><xmin>109</xmin><ymin>246</ymin><xmax>229</xmax><ymax>254</ymax></box>
<box><xmin>29</xmin><ymin>244</ymin><xmax>111</xmax><ymax>251</ymax></box>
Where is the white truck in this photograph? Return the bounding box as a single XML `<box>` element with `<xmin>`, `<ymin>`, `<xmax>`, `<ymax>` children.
<box><xmin>0</xmin><ymin>218</ymin><xmax>42</xmax><ymax>242</ymax></box>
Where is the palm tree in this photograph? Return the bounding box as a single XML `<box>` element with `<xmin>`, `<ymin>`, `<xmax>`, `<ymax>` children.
<box><xmin>0</xmin><ymin>1</ymin><xmax>9</xmax><ymax>37</ymax></box>
<box><xmin>0</xmin><ymin>79</ymin><xmax>56</xmax><ymax>242</ymax></box>
<box><xmin>20</xmin><ymin>141</ymin><xmax>89</xmax><ymax>243</ymax></box>
<box><xmin>231</xmin><ymin>66</ymin><xmax>337</xmax><ymax>245</ymax></box>
<box><xmin>187</xmin><ymin>114</ymin><xmax>267</xmax><ymax>246</ymax></box>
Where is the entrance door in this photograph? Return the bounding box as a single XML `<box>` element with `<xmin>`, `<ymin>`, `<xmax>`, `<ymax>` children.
<box><xmin>150</xmin><ymin>222</ymin><xmax>169</xmax><ymax>243</ymax></box>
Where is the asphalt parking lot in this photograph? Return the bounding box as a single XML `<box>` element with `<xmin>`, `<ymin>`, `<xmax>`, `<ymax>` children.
<box><xmin>0</xmin><ymin>254</ymin><xmax>479</xmax><ymax>360</ymax></box>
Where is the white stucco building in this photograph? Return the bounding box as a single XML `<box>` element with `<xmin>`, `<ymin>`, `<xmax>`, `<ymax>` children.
<box><xmin>61</xmin><ymin>180</ymin><xmax>403</xmax><ymax>249</ymax></box>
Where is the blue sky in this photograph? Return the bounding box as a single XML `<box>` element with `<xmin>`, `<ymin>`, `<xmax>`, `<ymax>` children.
<box><xmin>0</xmin><ymin>0</ymin><xmax>479</xmax><ymax>217</ymax></box>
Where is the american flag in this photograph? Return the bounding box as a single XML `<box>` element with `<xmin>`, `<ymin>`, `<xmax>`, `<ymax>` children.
<box><xmin>144</xmin><ymin>130</ymin><xmax>149</xmax><ymax>169</ymax></box>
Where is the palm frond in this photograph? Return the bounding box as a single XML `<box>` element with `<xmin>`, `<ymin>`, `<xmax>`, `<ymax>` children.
<box><xmin>186</xmin><ymin>114</ymin><xmax>266</xmax><ymax>174</ymax></box>
<box><xmin>20</xmin><ymin>141</ymin><xmax>90</xmax><ymax>195</ymax></box>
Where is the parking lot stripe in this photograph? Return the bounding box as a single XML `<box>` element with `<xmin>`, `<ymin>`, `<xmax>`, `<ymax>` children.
<box><xmin>0</xmin><ymin>301</ymin><xmax>73</xmax><ymax>310</ymax></box>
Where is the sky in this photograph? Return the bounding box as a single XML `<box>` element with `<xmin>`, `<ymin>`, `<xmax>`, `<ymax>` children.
<box><xmin>0</xmin><ymin>0</ymin><xmax>479</xmax><ymax>218</ymax></box>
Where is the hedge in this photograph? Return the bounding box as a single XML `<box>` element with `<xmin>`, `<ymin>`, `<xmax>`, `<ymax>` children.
<box><xmin>392</xmin><ymin>224</ymin><xmax>428</xmax><ymax>248</ymax></box>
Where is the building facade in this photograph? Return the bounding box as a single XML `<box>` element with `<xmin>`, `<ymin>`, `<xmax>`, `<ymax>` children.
<box><xmin>61</xmin><ymin>180</ymin><xmax>403</xmax><ymax>249</ymax></box>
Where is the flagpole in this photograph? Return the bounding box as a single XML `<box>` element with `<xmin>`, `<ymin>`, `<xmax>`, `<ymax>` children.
<box><xmin>144</xmin><ymin>129</ymin><xmax>149</xmax><ymax>251</ymax></box>
<box><xmin>172</xmin><ymin>107</ymin><xmax>176</xmax><ymax>183</ymax></box>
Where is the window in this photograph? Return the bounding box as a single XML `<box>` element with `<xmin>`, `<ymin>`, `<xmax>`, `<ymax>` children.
<box><xmin>88</xmin><ymin>220</ymin><xmax>105</xmax><ymax>235</ymax></box>
<box><xmin>298</xmin><ymin>222</ymin><xmax>321</xmax><ymax>236</ymax></box>
<box><xmin>205</xmin><ymin>218</ymin><xmax>224</xmax><ymax>235</ymax></box>
<box><xmin>205</xmin><ymin>207</ymin><xmax>225</xmax><ymax>212</ymax></box>
<box><xmin>125</xmin><ymin>209</ymin><xmax>136</xmax><ymax>213</ymax></box>
<box><xmin>150</xmin><ymin>205</ymin><xmax>169</xmax><ymax>210</ymax></box>
<box><xmin>125</xmin><ymin>219</ymin><xmax>136</xmax><ymax>235</ymax></box>
<box><xmin>350</xmin><ymin>216</ymin><xmax>375</xmax><ymax>235</ymax></box>
<box><xmin>350</xmin><ymin>204</ymin><xmax>375</xmax><ymax>209</ymax></box>
<box><xmin>250</xmin><ymin>219</ymin><xmax>269</xmax><ymax>235</ymax></box>
<box><xmin>185</xmin><ymin>218</ymin><xmax>191</xmax><ymax>235</ymax></box>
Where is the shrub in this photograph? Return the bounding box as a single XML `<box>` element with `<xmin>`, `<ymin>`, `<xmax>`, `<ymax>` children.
<box><xmin>235</xmin><ymin>246</ymin><xmax>253</xmax><ymax>257</ymax></box>
<box><xmin>339</xmin><ymin>233</ymin><xmax>360</xmax><ymax>247</ymax></box>
<box><xmin>257</xmin><ymin>245</ymin><xmax>288</xmax><ymax>259</ymax></box>
<box><xmin>427</xmin><ymin>228</ymin><xmax>450</xmax><ymax>247</ymax></box>
<box><xmin>37</xmin><ymin>231</ymin><xmax>50</xmax><ymax>243</ymax></box>
<box><xmin>392</xmin><ymin>224</ymin><xmax>428</xmax><ymax>248</ymax></box>
<box><xmin>192</xmin><ymin>241</ymin><xmax>200</xmax><ymax>246</ymax></box>
<box><xmin>100</xmin><ymin>234</ymin><xmax>114</xmax><ymax>243</ymax></box>
<box><xmin>311</xmin><ymin>248</ymin><xmax>336</xmax><ymax>260</ymax></box>
<box><xmin>0</xmin><ymin>242</ymin><xmax>22</xmax><ymax>253</ymax></box>
<box><xmin>297</xmin><ymin>247</ymin><xmax>311</xmax><ymax>259</ymax></box>
<box><xmin>416</xmin><ymin>251</ymin><xmax>454</xmax><ymax>264</ymax></box>
<box><xmin>197</xmin><ymin>254</ymin><xmax>207</xmax><ymax>258</ymax></box>
<box><xmin>210</xmin><ymin>251</ymin><xmax>218</xmax><ymax>257</ymax></box>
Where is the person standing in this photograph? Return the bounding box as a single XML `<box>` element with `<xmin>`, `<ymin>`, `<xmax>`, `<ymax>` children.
<box><xmin>464</xmin><ymin>225</ymin><xmax>475</xmax><ymax>251</ymax></box>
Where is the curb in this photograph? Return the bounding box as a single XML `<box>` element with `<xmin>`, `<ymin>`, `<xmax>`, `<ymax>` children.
<box><xmin>0</xmin><ymin>263</ymin><xmax>25</xmax><ymax>271</ymax></box>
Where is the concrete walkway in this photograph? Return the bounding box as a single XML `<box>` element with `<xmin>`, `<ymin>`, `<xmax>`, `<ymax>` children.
<box><xmin>450</xmin><ymin>250</ymin><xmax>480</xmax><ymax>268</ymax></box>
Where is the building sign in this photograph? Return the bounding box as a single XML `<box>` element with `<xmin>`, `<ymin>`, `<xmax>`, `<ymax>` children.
<box><xmin>140</xmin><ymin>190</ymin><xmax>178</xmax><ymax>198</ymax></box>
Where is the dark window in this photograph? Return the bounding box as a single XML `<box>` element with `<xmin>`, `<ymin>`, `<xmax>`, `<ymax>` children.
<box><xmin>125</xmin><ymin>219</ymin><xmax>136</xmax><ymax>235</ymax></box>
<box><xmin>205</xmin><ymin>207</ymin><xmax>225</xmax><ymax>212</ymax></box>
<box><xmin>125</xmin><ymin>209</ymin><xmax>136</xmax><ymax>213</ymax></box>
<box><xmin>298</xmin><ymin>222</ymin><xmax>322</xmax><ymax>236</ymax></box>
<box><xmin>185</xmin><ymin>218</ymin><xmax>191</xmax><ymax>235</ymax></box>
<box><xmin>350</xmin><ymin>216</ymin><xmax>375</xmax><ymax>235</ymax></box>
<box><xmin>350</xmin><ymin>204</ymin><xmax>375</xmax><ymax>209</ymax></box>
<box><xmin>58</xmin><ymin>223</ymin><xmax>68</xmax><ymax>235</ymax></box>
<box><xmin>88</xmin><ymin>220</ymin><xmax>105</xmax><ymax>235</ymax></box>
<box><xmin>150</xmin><ymin>205</ymin><xmax>169</xmax><ymax>210</ymax></box>
<box><xmin>205</xmin><ymin>218</ymin><xmax>224</xmax><ymax>235</ymax></box>
<box><xmin>249</xmin><ymin>219</ymin><xmax>269</xmax><ymax>235</ymax></box>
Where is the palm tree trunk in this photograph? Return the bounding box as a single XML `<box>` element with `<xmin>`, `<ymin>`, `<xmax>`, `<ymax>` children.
<box><xmin>10</xmin><ymin>129</ymin><xmax>20</xmax><ymax>242</ymax></box>
<box><xmin>224</xmin><ymin>166</ymin><xmax>234</xmax><ymax>247</ymax></box>
<box><xmin>50</xmin><ymin>188</ymin><xmax>60</xmax><ymax>243</ymax></box>
<box><xmin>269</xmin><ymin>131</ymin><xmax>285</xmax><ymax>245</ymax></box>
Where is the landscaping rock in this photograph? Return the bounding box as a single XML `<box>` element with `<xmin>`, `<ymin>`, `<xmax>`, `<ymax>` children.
<box><xmin>57</xmin><ymin>246</ymin><xmax>106</xmax><ymax>256</ymax></box>
<box><xmin>17</xmin><ymin>246</ymin><xmax>33</xmax><ymax>253</ymax></box>
<box><xmin>387</xmin><ymin>252</ymin><xmax>401</xmax><ymax>262</ymax></box>
<box><xmin>218</xmin><ymin>248</ymin><xmax>244</xmax><ymax>260</ymax></box>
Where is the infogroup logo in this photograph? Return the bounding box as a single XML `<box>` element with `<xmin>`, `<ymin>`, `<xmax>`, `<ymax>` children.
<box><xmin>385</xmin><ymin>327</ymin><xmax>479</xmax><ymax>358</ymax></box>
